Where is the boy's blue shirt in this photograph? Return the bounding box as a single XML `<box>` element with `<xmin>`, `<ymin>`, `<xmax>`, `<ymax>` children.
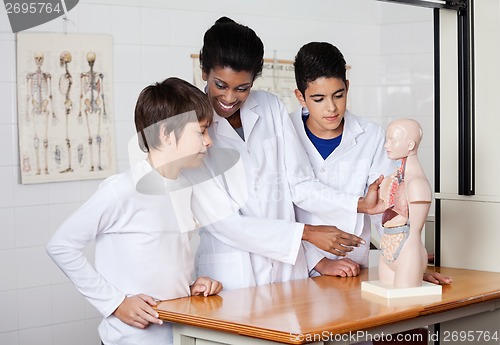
<box><xmin>301</xmin><ymin>108</ymin><xmax>342</xmax><ymax>160</ymax></box>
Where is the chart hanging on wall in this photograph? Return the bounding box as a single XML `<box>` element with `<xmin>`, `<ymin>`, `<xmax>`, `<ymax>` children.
<box><xmin>17</xmin><ymin>32</ymin><xmax>116</xmax><ymax>184</ymax></box>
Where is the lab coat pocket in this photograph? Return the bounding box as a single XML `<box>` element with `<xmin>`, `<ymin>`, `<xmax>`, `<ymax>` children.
<box><xmin>196</xmin><ymin>252</ymin><xmax>254</xmax><ymax>291</ymax></box>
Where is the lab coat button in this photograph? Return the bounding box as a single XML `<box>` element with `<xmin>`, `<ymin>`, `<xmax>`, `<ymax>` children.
<box><xmin>320</xmin><ymin>168</ymin><xmax>326</xmax><ymax>173</ymax></box>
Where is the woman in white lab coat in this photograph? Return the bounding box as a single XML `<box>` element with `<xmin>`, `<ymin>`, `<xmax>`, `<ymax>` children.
<box><xmin>195</xmin><ymin>17</ymin><xmax>382</xmax><ymax>290</ymax></box>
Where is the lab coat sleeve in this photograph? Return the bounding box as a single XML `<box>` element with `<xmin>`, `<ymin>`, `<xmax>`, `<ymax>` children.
<box><xmin>201</xmin><ymin>215</ymin><xmax>303</xmax><ymax>265</ymax></box>
<box><xmin>302</xmin><ymin>240</ymin><xmax>326</xmax><ymax>276</ymax></box>
<box><xmin>46</xmin><ymin>181</ymin><xmax>126</xmax><ymax>317</ymax></box>
<box><xmin>191</xmin><ymin>178</ymin><xmax>304</xmax><ymax>265</ymax></box>
<box><xmin>276</xmin><ymin>95</ymin><xmax>359</xmax><ymax>233</ymax></box>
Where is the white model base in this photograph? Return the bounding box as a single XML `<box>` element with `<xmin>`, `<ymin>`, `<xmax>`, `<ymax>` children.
<box><xmin>361</xmin><ymin>280</ymin><xmax>442</xmax><ymax>298</ymax></box>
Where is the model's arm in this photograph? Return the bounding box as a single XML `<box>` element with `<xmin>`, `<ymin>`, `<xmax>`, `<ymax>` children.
<box><xmin>406</xmin><ymin>176</ymin><xmax>432</xmax><ymax>249</ymax></box>
<box><xmin>405</xmin><ymin>162</ymin><xmax>432</xmax><ymax>235</ymax></box>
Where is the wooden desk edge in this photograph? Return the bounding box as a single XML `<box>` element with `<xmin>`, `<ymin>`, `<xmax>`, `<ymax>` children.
<box><xmin>158</xmin><ymin>293</ymin><xmax>500</xmax><ymax>345</ymax></box>
<box><xmin>157</xmin><ymin>267</ymin><xmax>500</xmax><ymax>344</ymax></box>
<box><xmin>156</xmin><ymin>310</ymin><xmax>304</xmax><ymax>344</ymax></box>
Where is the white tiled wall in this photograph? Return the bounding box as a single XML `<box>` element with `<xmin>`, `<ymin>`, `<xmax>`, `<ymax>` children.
<box><xmin>0</xmin><ymin>1</ymin><xmax>433</xmax><ymax>344</ymax></box>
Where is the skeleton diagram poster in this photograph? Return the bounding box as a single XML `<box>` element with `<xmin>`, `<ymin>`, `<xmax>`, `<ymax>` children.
<box><xmin>17</xmin><ymin>32</ymin><xmax>116</xmax><ymax>184</ymax></box>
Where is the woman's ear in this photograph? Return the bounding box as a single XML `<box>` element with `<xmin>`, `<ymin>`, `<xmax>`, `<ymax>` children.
<box><xmin>202</xmin><ymin>70</ymin><xmax>208</xmax><ymax>82</ymax></box>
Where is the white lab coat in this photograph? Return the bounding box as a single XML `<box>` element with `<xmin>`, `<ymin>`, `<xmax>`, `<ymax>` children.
<box><xmin>290</xmin><ymin>108</ymin><xmax>394</xmax><ymax>273</ymax></box>
<box><xmin>196</xmin><ymin>90</ymin><xmax>361</xmax><ymax>290</ymax></box>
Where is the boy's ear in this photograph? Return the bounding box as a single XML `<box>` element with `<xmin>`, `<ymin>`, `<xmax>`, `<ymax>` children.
<box><xmin>159</xmin><ymin>124</ymin><xmax>173</xmax><ymax>146</ymax></box>
<box><xmin>345</xmin><ymin>79</ymin><xmax>350</xmax><ymax>92</ymax></box>
<box><xmin>294</xmin><ymin>89</ymin><xmax>307</xmax><ymax>107</ymax></box>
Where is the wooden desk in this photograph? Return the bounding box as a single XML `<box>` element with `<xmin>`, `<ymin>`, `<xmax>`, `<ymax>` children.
<box><xmin>156</xmin><ymin>267</ymin><xmax>500</xmax><ymax>344</ymax></box>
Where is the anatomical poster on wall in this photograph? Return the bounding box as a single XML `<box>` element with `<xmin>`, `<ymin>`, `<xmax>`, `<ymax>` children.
<box><xmin>17</xmin><ymin>32</ymin><xmax>116</xmax><ymax>184</ymax></box>
<box><xmin>192</xmin><ymin>55</ymin><xmax>300</xmax><ymax>113</ymax></box>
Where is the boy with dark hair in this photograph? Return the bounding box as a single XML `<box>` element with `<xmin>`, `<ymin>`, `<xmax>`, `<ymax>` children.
<box><xmin>292</xmin><ymin>41</ymin><xmax>395</xmax><ymax>276</ymax></box>
<box><xmin>291</xmin><ymin>42</ymin><xmax>452</xmax><ymax>286</ymax></box>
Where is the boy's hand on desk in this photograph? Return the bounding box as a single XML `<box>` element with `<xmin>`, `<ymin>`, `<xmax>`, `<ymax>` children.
<box><xmin>303</xmin><ymin>224</ymin><xmax>365</xmax><ymax>256</ymax></box>
<box><xmin>314</xmin><ymin>257</ymin><xmax>360</xmax><ymax>277</ymax></box>
<box><xmin>191</xmin><ymin>277</ymin><xmax>223</xmax><ymax>296</ymax></box>
<box><xmin>113</xmin><ymin>294</ymin><xmax>162</xmax><ymax>329</ymax></box>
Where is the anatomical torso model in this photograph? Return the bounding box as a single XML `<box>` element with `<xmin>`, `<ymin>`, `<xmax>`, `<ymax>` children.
<box><xmin>378</xmin><ymin>118</ymin><xmax>431</xmax><ymax>289</ymax></box>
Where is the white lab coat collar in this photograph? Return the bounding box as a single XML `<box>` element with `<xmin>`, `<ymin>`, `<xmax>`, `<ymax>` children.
<box><xmin>333</xmin><ymin>110</ymin><xmax>365</xmax><ymax>159</ymax></box>
<box><xmin>241</xmin><ymin>95</ymin><xmax>260</xmax><ymax>139</ymax></box>
<box><xmin>291</xmin><ymin>108</ymin><xmax>365</xmax><ymax>162</ymax></box>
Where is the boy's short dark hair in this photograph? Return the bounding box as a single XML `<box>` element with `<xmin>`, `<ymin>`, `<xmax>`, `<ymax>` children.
<box><xmin>294</xmin><ymin>42</ymin><xmax>347</xmax><ymax>96</ymax></box>
<box><xmin>199</xmin><ymin>16</ymin><xmax>264</xmax><ymax>80</ymax></box>
<box><xmin>134</xmin><ymin>77</ymin><xmax>213</xmax><ymax>153</ymax></box>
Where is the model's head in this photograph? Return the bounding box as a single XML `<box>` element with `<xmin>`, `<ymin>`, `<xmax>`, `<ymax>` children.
<box><xmin>134</xmin><ymin>77</ymin><xmax>213</xmax><ymax>153</ymax></box>
<box><xmin>294</xmin><ymin>42</ymin><xmax>347</xmax><ymax>96</ymax></box>
<box><xmin>385</xmin><ymin>118</ymin><xmax>423</xmax><ymax>159</ymax></box>
<box><xmin>293</xmin><ymin>42</ymin><xmax>348</xmax><ymax>139</ymax></box>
